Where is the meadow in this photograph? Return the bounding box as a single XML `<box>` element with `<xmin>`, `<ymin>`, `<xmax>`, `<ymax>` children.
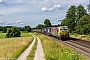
<box><xmin>0</xmin><ymin>33</ymin><xmax>6</xmax><ymax>38</ymax></box>
<box><xmin>0</xmin><ymin>32</ymin><xmax>33</xmax><ymax>59</ymax></box>
<box><xmin>0</xmin><ymin>31</ymin><xmax>31</xmax><ymax>38</ymax></box>
<box><xmin>34</xmin><ymin>32</ymin><xmax>86</xmax><ymax>60</ymax></box>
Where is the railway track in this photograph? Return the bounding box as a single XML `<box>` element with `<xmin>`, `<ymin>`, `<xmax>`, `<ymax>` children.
<box><xmin>46</xmin><ymin>35</ymin><xmax>90</xmax><ymax>59</ymax></box>
<box><xmin>64</xmin><ymin>40</ymin><xmax>90</xmax><ymax>57</ymax></box>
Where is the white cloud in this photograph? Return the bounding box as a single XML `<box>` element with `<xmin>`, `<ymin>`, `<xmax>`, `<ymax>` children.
<box><xmin>16</xmin><ymin>20</ymin><xmax>22</xmax><ymax>23</ymax></box>
<box><xmin>0</xmin><ymin>0</ymin><xmax>3</xmax><ymax>3</ymax></box>
<box><xmin>20</xmin><ymin>23</ymin><xmax>24</xmax><ymax>25</ymax></box>
<box><xmin>42</xmin><ymin>7</ymin><xmax>47</xmax><ymax>11</ymax></box>
<box><xmin>42</xmin><ymin>4</ymin><xmax>62</xmax><ymax>12</ymax></box>
<box><xmin>0</xmin><ymin>0</ymin><xmax>8</xmax><ymax>6</ymax></box>
<box><xmin>53</xmin><ymin>4</ymin><xmax>61</xmax><ymax>9</ymax></box>
<box><xmin>16</xmin><ymin>20</ymin><xmax>24</xmax><ymax>25</ymax></box>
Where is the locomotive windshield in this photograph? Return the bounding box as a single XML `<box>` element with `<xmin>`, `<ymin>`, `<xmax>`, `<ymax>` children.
<box><xmin>60</xmin><ymin>27</ymin><xmax>68</xmax><ymax>31</ymax></box>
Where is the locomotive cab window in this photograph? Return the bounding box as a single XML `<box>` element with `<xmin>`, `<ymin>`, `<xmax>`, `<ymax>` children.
<box><xmin>64</xmin><ymin>28</ymin><xmax>68</xmax><ymax>31</ymax></box>
<box><xmin>60</xmin><ymin>27</ymin><xmax>68</xmax><ymax>31</ymax></box>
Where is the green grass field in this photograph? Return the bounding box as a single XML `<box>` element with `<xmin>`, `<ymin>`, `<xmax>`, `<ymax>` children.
<box><xmin>21</xmin><ymin>32</ymin><xmax>31</xmax><ymax>37</ymax></box>
<box><xmin>0</xmin><ymin>32</ymin><xmax>33</xmax><ymax>59</ymax></box>
<box><xmin>0</xmin><ymin>32</ymin><xmax>30</xmax><ymax>39</ymax></box>
<box><xmin>34</xmin><ymin>32</ymin><xmax>86</xmax><ymax>60</ymax></box>
<box><xmin>0</xmin><ymin>33</ymin><xmax>6</xmax><ymax>38</ymax></box>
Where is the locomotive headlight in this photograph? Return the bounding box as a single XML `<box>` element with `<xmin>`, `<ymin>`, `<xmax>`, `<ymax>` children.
<box><xmin>60</xmin><ymin>32</ymin><xmax>61</xmax><ymax>34</ymax></box>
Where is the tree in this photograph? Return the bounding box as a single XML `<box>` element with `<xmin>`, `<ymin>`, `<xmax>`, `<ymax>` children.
<box><xmin>0</xmin><ymin>26</ymin><xmax>3</xmax><ymax>31</ymax></box>
<box><xmin>61</xmin><ymin>18</ymin><xmax>68</xmax><ymax>26</ymax></box>
<box><xmin>44</xmin><ymin>19</ymin><xmax>51</xmax><ymax>27</ymax></box>
<box><xmin>23</xmin><ymin>25</ymin><xmax>31</xmax><ymax>32</ymax></box>
<box><xmin>76</xmin><ymin>15</ymin><xmax>90</xmax><ymax>34</ymax></box>
<box><xmin>66</xmin><ymin>5</ymin><xmax>76</xmax><ymax>19</ymax></box>
<box><xmin>36</xmin><ymin>24</ymin><xmax>45</xmax><ymax>29</ymax></box>
<box><xmin>76</xmin><ymin>5</ymin><xmax>87</xmax><ymax>21</ymax></box>
<box><xmin>65</xmin><ymin>5</ymin><xmax>76</xmax><ymax>32</ymax></box>
<box><xmin>2</xmin><ymin>27</ymin><xmax>7</xmax><ymax>33</ymax></box>
<box><xmin>87</xmin><ymin>3</ymin><xmax>90</xmax><ymax>14</ymax></box>
<box><xmin>62</xmin><ymin>4</ymin><xmax>88</xmax><ymax>33</ymax></box>
<box><xmin>18</xmin><ymin>27</ymin><xmax>23</xmax><ymax>31</ymax></box>
<box><xmin>1</xmin><ymin>26</ymin><xmax>12</xmax><ymax>33</ymax></box>
<box><xmin>6</xmin><ymin>26</ymin><xmax>21</xmax><ymax>38</ymax></box>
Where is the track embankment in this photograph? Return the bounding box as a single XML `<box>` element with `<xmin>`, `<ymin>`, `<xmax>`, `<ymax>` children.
<box><xmin>46</xmin><ymin>35</ymin><xmax>90</xmax><ymax>59</ymax></box>
<box><xmin>64</xmin><ymin>40</ymin><xmax>90</xmax><ymax>57</ymax></box>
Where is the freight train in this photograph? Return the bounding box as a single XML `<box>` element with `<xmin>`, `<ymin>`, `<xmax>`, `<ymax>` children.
<box><xmin>33</xmin><ymin>26</ymin><xmax>69</xmax><ymax>40</ymax></box>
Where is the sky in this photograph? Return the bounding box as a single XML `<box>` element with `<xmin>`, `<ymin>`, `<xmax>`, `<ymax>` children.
<box><xmin>0</xmin><ymin>0</ymin><xmax>89</xmax><ymax>28</ymax></box>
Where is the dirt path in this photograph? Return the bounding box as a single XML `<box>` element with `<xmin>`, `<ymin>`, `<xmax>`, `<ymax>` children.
<box><xmin>34</xmin><ymin>36</ymin><xmax>45</xmax><ymax>60</ymax></box>
<box><xmin>17</xmin><ymin>34</ymin><xmax>36</xmax><ymax>60</ymax></box>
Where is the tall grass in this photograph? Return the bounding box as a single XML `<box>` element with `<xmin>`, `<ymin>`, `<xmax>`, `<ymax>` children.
<box><xmin>34</xmin><ymin>33</ymin><xmax>85</xmax><ymax>60</ymax></box>
<box><xmin>0</xmin><ymin>35</ymin><xmax>33</xmax><ymax>59</ymax></box>
<box><xmin>27</xmin><ymin>37</ymin><xmax>38</xmax><ymax>60</ymax></box>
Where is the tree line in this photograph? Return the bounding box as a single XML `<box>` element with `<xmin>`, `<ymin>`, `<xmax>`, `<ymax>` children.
<box><xmin>61</xmin><ymin>4</ymin><xmax>90</xmax><ymax>35</ymax></box>
<box><xmin>0</xmin><ymin>26</ymin><xmax>31</xmax><ymax>33</ymax></box>
<box><xmin>0</xmin><ymin>26</ymin><xmax>31</xmax><ymax>38</ymax></box>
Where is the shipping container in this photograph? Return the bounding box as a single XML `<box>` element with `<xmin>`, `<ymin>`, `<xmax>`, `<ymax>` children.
<box><xmin>46</xmin><ymin>27</ymin><xmax>52</xmax><ymax>35</ymax></box>
<box><xmin>51</xmin><ymin>27</ymin><xmax>58</xmax><ymax>37</ymax></box>
<box><xmin>36</xmin><ymin>29</ymin><xmax>41</xmax><ymax>33</ymax></box>
<box><xmin>41</xmin><ymin>28</ymin><xmax>44</xmax><ymax>33</ymax></box>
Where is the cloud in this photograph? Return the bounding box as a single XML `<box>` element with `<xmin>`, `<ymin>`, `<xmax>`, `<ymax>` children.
<box><xmin>0</xmin><ymin>0</ymin><xmax>8</xmax><ymax>6</ymax></box>
<box><xmin>0</xmin><ymin>0</ymin><xmax>3</xmax><ymax>3</ymax></box>
<box><xmin>16</xmin><ymin>20</ymin><xmax>24</xmax><ymax>25</ymax></box>
<box><xmin>0</xmin><ymin>21</ymin><xmax>6</xmax><ymax>24</ymax></box>
<box><xmin>42</xmin><ymin>4</ymin><xmax>62</xmax><ymax>12</ymax></box>
<box><xmin>16</xmin><ymin>20</ymin><xmax>22</xmax><ymax>23</ymax></box>
<box><xmin>4</xmin><ymin>22</ymin><xmax>15</xmax><ymax>25</ymax></box>
<box><xmin>20</xmin><ymin>23</ymin><xmax>24</xmax><ymax>25</ymax></box>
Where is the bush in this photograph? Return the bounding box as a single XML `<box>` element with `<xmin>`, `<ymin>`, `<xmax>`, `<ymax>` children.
<box><xmin>6</xmin><ymin>26</ymin><xmax>21</xmax><ymax>38</ymax></box>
